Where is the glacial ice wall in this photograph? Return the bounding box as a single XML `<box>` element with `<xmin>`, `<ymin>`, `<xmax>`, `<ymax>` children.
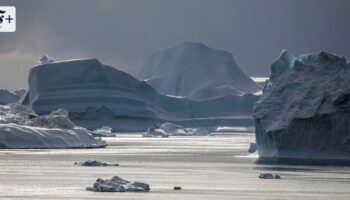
<box><xmin>253</xmin><ymin>50</ymin><xmax>350</xmax><ymax>159</ymax></box>
<box><xmin>25</xmin><ymin>58</ymin><xmax>257</xmax><ymax>131</ymax></box>
<box><xmin>139</xmin><ymin>42</ymin><xmax>261</xmax><ymax>100</ymax></box>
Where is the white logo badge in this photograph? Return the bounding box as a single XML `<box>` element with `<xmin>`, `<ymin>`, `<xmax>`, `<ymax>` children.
<box><xmin>0</xmin><ymin>6</ymin><xmax>16</xmax><ymax>32</ymax></box>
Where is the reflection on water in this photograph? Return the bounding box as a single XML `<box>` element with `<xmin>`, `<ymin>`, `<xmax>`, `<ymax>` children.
<box><xmin>256</xmin><ymin>157</ymin><xmax>350</xmax><ymax>166</ymax></box>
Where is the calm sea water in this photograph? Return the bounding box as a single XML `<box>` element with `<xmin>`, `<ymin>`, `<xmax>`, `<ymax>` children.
<box><xmin>0</xmin><ymin>133</ymin><xmax>349</xmax><ymax>200</ymax></box>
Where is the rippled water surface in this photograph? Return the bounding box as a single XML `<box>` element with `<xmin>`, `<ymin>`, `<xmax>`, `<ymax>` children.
<box><xmin>0</xmin><ymin>133</ymin><xmax>349</xmax><ymax>199</ymax></box>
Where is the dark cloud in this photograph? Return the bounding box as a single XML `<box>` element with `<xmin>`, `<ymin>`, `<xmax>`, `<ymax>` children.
<box><xmin>1</xmin><ymin>0</ymin><xmax>350</xmax><ymax>89</ymax></box>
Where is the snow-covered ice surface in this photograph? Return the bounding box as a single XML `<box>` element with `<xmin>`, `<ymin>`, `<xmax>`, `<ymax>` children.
<box><xmin>250</xmin><ymin>77</ymin><xmax>269</xmax><ymax>86</ymax></box>
<box><xmin>0</xmin><ymin>104</ymin><xmax>105</xmax><ymax>148</ymax></box>
<box><xmin>25</xmin><ymin>58</ymin><xmax>257</xmax><ymax>131</ymax></box>
<box><xmin>254</xmin><ymin>50</ymin><xmax>350</xmax><ymax>160</ymax></box>
<box><xmin>0</xmin><ymin>133</ymin><xmax>350</xmax><ymax>199</ymax></box>
<box><xmin>139</xmin><ymin>42</ymin><xmax>261</xmax><ymax>100</ymax></box>
<box><xmin>0</xmin><ymin>89</ymin><xmax>20</xmax><ymax>105</ymax></box>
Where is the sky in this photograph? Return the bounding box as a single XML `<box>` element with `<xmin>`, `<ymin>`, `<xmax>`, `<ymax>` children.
<box><xmin>0</xmin><ymin>0</ymin><xmax>350</xmax><ymax>90</ymax></box>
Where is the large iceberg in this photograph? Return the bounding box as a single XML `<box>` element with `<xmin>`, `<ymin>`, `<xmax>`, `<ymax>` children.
<box><xmin>0</xmin><ymin>89</ymin><xmax>20</xmax><ymax>105</ymax></box>
<box><xmin>24</xmin><ymin>58</ymin><xmax>257</xmax><ymax>131</ymax></box>
<box><xmin>0</xmin><ymin>104</ymin><xmax>105</xmax><ymax>148</ymax></box>
<box><xmin>138</xmin><ymin>42</ymin><xmax>261</xmax><ymax>100</ymax></box>
<box><xmin>253</xmin><ymin>50</ymin><xmax>350</xmax><ymax>160</ymax></box>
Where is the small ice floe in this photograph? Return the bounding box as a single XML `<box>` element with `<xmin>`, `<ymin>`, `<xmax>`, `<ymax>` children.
<box><xmin>173</xmin><ymin>186</ymin><xmax>182</xmax><ymax>190</ymax></box>
<box><xmin>39</xmin><ymin>54</ymin><xmax>55</xmax><ymax>65</ymax></box>
<box><xmin>86</xmin><ymin>176</ymin><xmax>150</xmax><ymax>192</ymax></box>
<box><xmin>248</xmin><ymin>142</ymin><xmax>258</xmax><ymax>153</ymax></box>
<box><xmin>75</xmin><ymin>160</ymin><xmax>119</xmax><ymax>167</ymax></box>
<box><xmin>143</xmin><ymin>125</ymin><xmax>169</xmax><ymax>138</ymax></box>
<box><xmin>259</xmin><ymin>173</ymin><xmax>281</xmax><ymax>179</ymax></box>
<box><xmin>92</xmin><ymin>126</ymin><xmax>116</xmax><ymax>137</ymax></box>
<box><xmin>143</xmin><ymin>122</ymin><xmax>213</xmax><ymax>137</ymax></box>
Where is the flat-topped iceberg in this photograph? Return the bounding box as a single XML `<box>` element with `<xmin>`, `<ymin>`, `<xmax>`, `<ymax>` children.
<box><xmin>0</xmin><ymin>104</ymin><xmax>105</xmax><ymax>148</ymax></box>
<box><xmin>138</xmin><ymin>42</ymin><xmax>261</xmax><ymax>98</ymax></box>
<box><xmin>24</xmin><ymin>58</ymin><xmax>257</xmax><ymax>131</ymax></box>
<box><xmin>253</xmin><ymin>50</ymin><xmax>350</xmax><ymax>160</ymax></box>
<box><xmin>139</xmin><ymin>42</ymin><xmax>261</xmax><ymax>100</ymax></box>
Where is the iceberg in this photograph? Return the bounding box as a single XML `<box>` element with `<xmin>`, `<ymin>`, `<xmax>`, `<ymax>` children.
<box><xmin>0</xmin><ymin>104</ymin><xmax>105</xmax><ymax>148</ymax></box>
<box><xmin>0</xmin><ymin>89</ymin><xmax>20</xmax><ymax>105</ymax></box>
<box><xmin>24</xmin><ymin>58</ymin><xmax>257</xmax><ymax>131</ymax></box>
<box><xmin>139</xmin><ymin>42</ymin><xmax>261</xmax><ymax>100</ymax></box>
<box><xmin>253</xmin><ymin>50</ymin><xmax>350</xmax><ymax>160</ymax></box>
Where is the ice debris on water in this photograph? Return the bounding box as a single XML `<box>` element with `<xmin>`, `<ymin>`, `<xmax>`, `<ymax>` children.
<box><xmin>259</xmin><ymin>173</ymin><xmax>281</xmax><ymax>179</ymax></box>
<box><xmin>248</xmin><ymin>142</ymin><xmax>258</xmax><ymax>153</ymax></box>
<box><xmin>75</xmin><ymin>160</ymin><xmax>119</xmax><ymax>167</ymax></box>
<box><xmin>86</xmin><ymin>176</ymin><xmax>150</xmax><ymax>192</ymax></box>
<box><xmin>92</xmin><ymin>126</ymin><xmax>116</xmax><ymax>137</ymax></box>
<box><xmin>143</xmin><ymin>122</ymin><xmax>214</xmax><ymax>137</ymax></box>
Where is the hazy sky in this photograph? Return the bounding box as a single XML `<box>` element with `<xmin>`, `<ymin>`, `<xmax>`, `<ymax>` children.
<box><xmin>1</xmin><ymin>0</ymin><xmax>350</xmax><ymax>90</ymax></box>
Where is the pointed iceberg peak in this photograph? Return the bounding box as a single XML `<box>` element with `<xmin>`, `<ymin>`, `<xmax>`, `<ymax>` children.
<box><xmin>39</xmin><ymin>54</ymin><xmax>55</xmax><ymax>65</ymax></box>
<box><xmin>270</xmin><ymin>49</ymin><xmax>296</xmax><ymax>81</ymax></box>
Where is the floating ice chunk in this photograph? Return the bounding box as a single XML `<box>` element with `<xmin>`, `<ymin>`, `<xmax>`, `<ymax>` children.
<box><xmin>143</xmin><ymin>125</ymin><xmax>169</xmax><ymax>138</ymax></box>
<box><xmin>75</xmin><ymin>160</ymin><xmax>119</xmax><ymax>166</ymax></box>
<box><xmin>0</xmin><ymin>124</ymin><xmax>106</xmax><ymax>148</ymax></box>
<box><xmin>259</xmin><ymin>173</ymin><xmax>281</xmax><ymax>179</ymax></box>
<box><xmin>188</xmin><ymin>127</ymin><xmax>214</xmax><ymax>136</ymax></box>
<box><xmin>86</xmin><ymin>176</ymin><xmax>150</xmax><ymax>192</ymax></box>
<box><xmin>248</xmin><ymin>143</ymin><xmax>258</xmax><ymax>153</ymax></box>
<box><xmin>143</xmin><ymin>122</ymin><xmax>213</xmax><ymax>137</ymax></box>
<box><xmin>39</xmin><ymin>54</ymin><xmax>54</xmax><ymax>65</ymax></box>
<box><xmin>0</xmin><ymin>104</ymin><xmax>106</xmax><ymax>148</ymax></box>
<box><xmin>92</xmin><ymin>126</ymin><xmax>116</xmax><ymax>137</ymax></box>
<box><xmin>160</xmin><ymin>122</ymin><xmax>187</xmax><ymax>135</ymax></box>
